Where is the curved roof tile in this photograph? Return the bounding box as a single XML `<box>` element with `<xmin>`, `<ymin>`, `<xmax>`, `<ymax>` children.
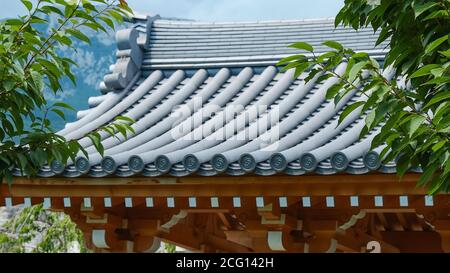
<box><xmin>33</xmin><ymin>16</ymin><xmax>400</xmax><ymax>178</ymax></box>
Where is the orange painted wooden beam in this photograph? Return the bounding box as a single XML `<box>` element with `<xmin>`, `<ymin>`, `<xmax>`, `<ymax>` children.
<box><xmin>1</xmin><ymin>173</ymin><xmax>425</xmax><ymax>198</ymax></box>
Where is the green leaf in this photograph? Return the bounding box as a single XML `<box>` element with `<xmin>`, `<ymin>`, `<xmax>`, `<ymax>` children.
<box><xmin>66</xmin><ymin>28</ymin><xmax>91</xmax><ymax>44</ymax></box>
<box><xmin>352</xmin><ymin>52</ymin><xmax>369</xmax><ymax>59</ymax></box>
<box><xmin>3</xmin><ymin>79</ymin><xmax>15</xmax><ymax>91</ymax></box>
<box><xmin>32</xmin><ymin>148</ymin><xmax>47</xmax><ymax>167</ymax></box>
<box><xmin>288</xmin><ymin>42</ymin><xmax>314</xmax><ymax>52</ymax></box>
<box><xmin>64</xmin><ymin>3</ymin><xmax>77</xmax><ymax>18</ymax></box>
<box><xmin>113</xmin><ymin>123</ymin><xmax>127</xmax><ymax>138</ymax></box>
<box><xmin>122</xmin><ymin>123</ymin><xmax>136</xmax><ymax>135</ymax></box>
<box><xmin>428</xmin><ymin>175</ymin><xmax>446</xmax><ymax>194</ymax></box>
<box><xmin>406</xmin><ymin>115</ymin><xmax>426</xmax><ymax>137</ymax></box>
<box><xmin>21</xmin><ymin>0</ymin><xmax>33</xmax><ymax>11</ymax></box>
<box><xmin>438</xmin><ymin>126</ymin><xmax>450</xmax><ymax>133</ymax></box>
<box><xmin>36</xmin><ymin>59</ymin><xmax>61</xmax><ymax>77</ymax></box>
<box><xmin>30</xmin><ymin>71</ymin><xmax>44</xmax><ymax>92</ymax></box>
<box><xmin>87</xmin><ymin>132</ymin><xmax>104</xmax><ymax>156</ymax></box>
<box><xmin>338</xmin><ymin>101</ymin><xmax>364</xmax><ymax>125</ymax></box>
<box><xmin>316</xmin><ymin>52</ymin><xmax>337</xmax><ymax>63</ymax></box>
<box><xmin>10</xmin><ymin>112</ymin><xmax>24</xmax><ymax>134</ymax></box>
<box><xmin>422</xmin><ymin>76</ymin><xmax>450</xmax><ymax>86</ymax></box>
<box><xmin>413</xmin><ymin>2</ymin><xmax>438</xmax><ymax>18</ymax></box>
<box><xmin>53</xmin><ymin>102</ymin><xmax>75</xmax><ymax>112</ymax></box>
<box><xmin>375</xmin><ymin>27</ymin><xmax>392</xmax><ymax>46</ymax></box>
<box><xmin>280</xmin><ymin>60</ymin><xmax>304</xmax><ymax>73</ymax></box>
<box><xmin>99</xmin><ymin>16</ymin><xmax>115</xmax><ymax>29</ymax></box>
<box><xmin>6</xmin><ymin>19</ymin><xmax>24</xmax><ymax>26</ymax></box>
<box><xmin>424</xmin><ymin>9</ymin><xmax>449</xmax><ymax>20</ymax></box>
<box><xmin>326</xmin><ymin>83</ymin><xmax>344</xmax><ymax>99</ymax></box>
<box><xmin>3</xmin><ymin>170</ymin><xmax>13</xmax><ymax>187</ymax></box>
<box><xmin>444</xmin><ymin>158</ymin><xmax>450</xmax><ymax>176</ymax></box>
<box><xmin>103</xmin><ymin>125</ymin><xmax>116</xmax><ymax>137</ymax></box>
<box><xmin>51</xmin><ymin>148</ymin><xmax>64</xmax><ymax>164</ymax></box>
<box><xmin>83</xmin><ymin>22</ymin><xmax>106</xmax><ymax>32</ymax></box>
<box><xmin>108</xmin><ymin>9</ymin><xmax>124</xmax><ymax>23</ymax></box>
<box><xmin>304</xmin><ymin>68</ymin><xmax>321</xmax><ymax>83</ymax></box>
<box><xmin>365</xmin><ymin>110</ymin><xmax>376</xmax><ymax>129</ymax></box>
<box><xmin>17</xmin><ymin>153</ymin><xmax>28</xmax><ymax>171</ymax></box>
<box><xmin>293</xmin><ymin>62</ymin><xmax>312</xmax><ymax>78</ymax></box>
<box><xmin>425</xmin><ymin>35</ymin><xmax>448</xmax><ymax>55</ymax></box>
<box><xmin>439</xmin><ymin>49</ymin><xmax>450</xmax><ymax>58</ymax></box>
<box><xmin>348</xmin><ymin>61</ymin><xmax>367</xmax><ymax>83</ymax></box>
<box><xmin>396</xmin><ymin>153</ymin><xmax>411</xmax><ymax>177</ymax></box>
<box><xmin>409</xmin><ymin>64</ymin><xmax>440</xmax><ymax>78</ymax></box>
<box><xmin>41</xmin><ymin>5</ymin><xmax>64</xmax><ymax>16</ymax></box>
<box><xmin>276</xmin><ymin>54</ymin><xmax>306</xmax><ymax>66</ymax></box>
<box><xmin>115</xmin><ymin>116</ymin><xmax>135</xmax><ymax>123</ymax></box>
<box><xmin>322</xmin><ymin>40</ymin><xmax>343</xmax><ymax>51</ymax></box>
<box><xmin>417</xmin><ymin>164</ymin><xmax>439</xmax><ymax>186</ymax></box>
<box><xmin>51</xmin><ymin>108</ymin><xmax>65</xmax><ymax>120</ymax></box>
<box><xmin>434</xmin><ymin>101</ymin><xmax>450</xmax><ymax>121</ymax></box>
<box><xmin>424</xmin><ymin>92</ymin><xmax>450</xmax><ymax>109</ymax></box>
<box><xmin>432</xmin><ymin>140</ymin><xmax>446</xmax><ymax>152</ymax></box>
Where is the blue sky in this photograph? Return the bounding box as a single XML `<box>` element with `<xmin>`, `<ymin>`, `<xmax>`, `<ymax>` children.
<box><xmin>1</xmin><ymin>0</ymin><xmax>344</xmax><ymax>21</ymax></box>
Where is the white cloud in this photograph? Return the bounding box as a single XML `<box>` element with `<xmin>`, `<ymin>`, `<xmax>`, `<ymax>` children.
<box><xmin>45</xmin><ymin>87</ymin><xmax>76</xmax><ymax>102</ymax></box>
<box><xmin>60</xmin><ymin>45</ymin><xmax>114</xmax><ymax>89</ymax></box>
<box><xmin>96</xmin><ymin>31</ymin><xmax>116</xmax><ymax>46</ymax></box>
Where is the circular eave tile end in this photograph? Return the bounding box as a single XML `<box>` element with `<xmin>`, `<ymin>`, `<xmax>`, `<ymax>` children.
<box><xmin>101</xmin><ymin>156</ymin><xmax>117</xmax><ymax>174</ymax></box>
<box><xmin>155</xmin><ymin>155</ymin><xmax>172</xmax><ymax>173</ymax></box>
<box><xmin>75</xmin><ymin>157</ymin><xmax>91</xmax><ymax>174</ymax></box>
<box><xmin>331</xmin><ymin>152</ymin><xmax>349</xmax><ymax>171</ymax></box>
<box><xmin>300</xmin><ymin>153</ymin><xmax>318</xmax><ymax>172</ymax></box>
<box><xmin>364</xmin><ymin>151</ymin><xmax>381</xmax><ymax>170</ymax></box>
<box><xmin>183</xmin><ymin>154</ymin><xmax>201</xmax><ymax>172</ymax></box>
<box><xmin>270</xmin><ymin>153</ymin><xmax>287</xmax><ymax>172</ymax></box>
<box><xmin>239</xmin><ymin>154</ymin><xmax>257</xmax><ymax>172</ymax></box>
<box><xmin>50</xmin><ymin>160</ymin><xmax>65</xmax><ymax>174</ymax></box>
<box><xmin>211</xmin><ymin>154</ymin><xmax>229</xmax><ymax>172</ymax></box>
<box><xmin>128</xmin><ymin>155</ymin><xmax>145</xmax><ymax>173</ymax></box>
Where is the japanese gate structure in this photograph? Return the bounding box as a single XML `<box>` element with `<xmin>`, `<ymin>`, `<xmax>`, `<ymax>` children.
<box><xmin>2</xmin><ymin>14</ymin><xmax>450</xmax><ymax>253</ymax></box>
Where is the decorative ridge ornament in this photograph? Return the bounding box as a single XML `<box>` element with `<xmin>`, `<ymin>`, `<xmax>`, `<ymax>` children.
<box><xmin>102</xmin><ymin>28</ymin><xmax>143</xmax><ymax>92</ymax></box>
<box><xmin>101</xmin><ymin>15</ymin><xmax>160</xmax><ymax>93</ymax></box>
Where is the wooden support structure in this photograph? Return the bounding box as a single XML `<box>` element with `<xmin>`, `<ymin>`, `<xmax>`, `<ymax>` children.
<box><xmin>1</xmin><ymin>173</ymin><xmax>450</xmax><ymax>253</ymax></box>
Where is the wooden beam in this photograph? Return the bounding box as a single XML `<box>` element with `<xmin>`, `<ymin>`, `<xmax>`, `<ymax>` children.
<box><xmin>376</xmin><ymin>213</ymin><xmax>389</xmax><ymax>229</ymax></box>
<box><xmin>157</xmin><ymin>224</ymin><xmax>202</xmax><ymax>251</ymax></box>
<box><xmin>2</xmin><ymin>173</ymin><xmax>424</xmax><ymax>198</ymax></box>
<box><xmin>381</xmin><ymin>231</ymin><xmax>444</xmax><ymax>252</ymax></box>
<box><xmin>204</xmin><ymin>233</ymin><xmax>252</xmax><ymax>253</ymax></box>
<box><xmin>133</xmin><ymin>236</ymin><xmax>161</xmax><ymax>253</ymax></box>
<box><xmin>395</xmin><ymin>213</ymin><xmax>409</xmax><ymax>231</ymax></box>
<box><xmin>128</xmin><ymin>219</ymin><xmax>159</xmax><ymax>237</ymax></box>
<box><xmin>258</xmin><ymin>203</ymin><xmax>282</xmax><ymax>221</ymax></box>
<box><xmin>435</xmin><ymin>231</ymin><xmax>450</xmax><ymax>253</ymax></box>
<box><xmin>217</xmin><ymin>213</ymin><xmax>232</xmax><ymax>229</ymax></box>
<box><xmin>334</xmin><ymin>228</ymin><xmax>400</xmax><ymax>253</ymax></box>
<box><xmin>224</xmin><ymin>231</ymin><xmax>253</xmax><ymax>249</ymax></box>
<box><xmin>8</xmin><ymin>173</ymin><xmax>421</xmax><ymax>185</ymax></box>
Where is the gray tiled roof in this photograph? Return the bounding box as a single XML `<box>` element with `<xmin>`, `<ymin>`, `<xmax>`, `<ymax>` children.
<box><xmin>140</xmin><ymin>17</ymin><xmax>387</xmax><ymax>69</ymax></box>
<box><xmin>32</xmin><ymin>15</ymin><xmax>401</xmax><ymax>178</ymax></box>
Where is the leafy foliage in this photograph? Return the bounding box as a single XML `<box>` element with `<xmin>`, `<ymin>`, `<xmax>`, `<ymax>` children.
<box><xmin>279</xmin><ymin>0</ymin><xmax>450</xmax><ymax>193</ymax></box>
<box><xmin>0</xmin><ymin>0</ymin><xmax>134</xmax><ymax>184</ymax></box>
<box><xmin>164</xmin><ymin>243</ymin><xmax>176</xmax><ymax>253</ymax></box>
<box><xmin>0</xmin><ymin>204</ymin><xmax>90</xmax><ymax>253</ymax></box>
